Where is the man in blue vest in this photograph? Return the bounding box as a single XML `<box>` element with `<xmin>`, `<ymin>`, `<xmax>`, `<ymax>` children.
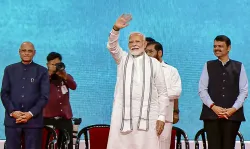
<box><xmin>199</xmin><ymin>35</ymin><xmax>248</xmax><ymax>149</ymax></box>
<box><xmin>1</xmin><ymin>41</ymin><xmax>50</xmax><ymax>149</ymax></box>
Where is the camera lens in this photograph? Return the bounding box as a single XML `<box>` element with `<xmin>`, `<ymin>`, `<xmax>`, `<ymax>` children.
<box><xmin>55</xmin><ymin>62</ymin><xmax>65</xmax><ymax>72</ymax></box>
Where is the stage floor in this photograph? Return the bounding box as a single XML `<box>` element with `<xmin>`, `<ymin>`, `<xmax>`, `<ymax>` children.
<box><xmin>0</xmin><ymin>140</ymin><xmax>249</xmax><ymax>148</ymax></box>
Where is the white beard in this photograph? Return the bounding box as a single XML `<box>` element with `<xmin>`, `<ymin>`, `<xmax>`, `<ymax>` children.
<box><xmin>130</xmin><ymin>48</ymin><xmax>144</xmax><ymax>56</ymax></box>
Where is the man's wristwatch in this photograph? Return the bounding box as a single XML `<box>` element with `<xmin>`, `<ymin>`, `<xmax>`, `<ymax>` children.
<box><xmin>173</xmin><ymin>109</ymin><xmax>179</xmax><ymax>114</ymax></box>
<box><xmin>113</xmin><ymin>26</ymin><xmax>120</xmax><ymax>31</ymax></box>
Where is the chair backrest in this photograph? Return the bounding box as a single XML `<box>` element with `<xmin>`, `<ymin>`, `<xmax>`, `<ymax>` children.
<box><xmin>194</xmin><ymin>128</ymin><xmax>206</xmax><ymax>149</ymax></box>
<box><xmin>194</xmin><ymin>128</ymin><xmax>245</xmax><ymax>149</ymax></box>
<box><xmin>237</xmin><ymin>131</ymin><xmax>245</xmax><ymax>149</ymax></box>
<box><xmin>172</xmin><ymin>126</ymin><xmax>190</xmax><ymax>149</ymax></box>
<box><xmin>170</xmin><ymin>129</ymin><xmax>177</xmax><ymax>149</ymax></box>
<box><xmin>44</xmin><ymin>127</ymin><xmax>70</xmax><ymax>149</ymax></box>
<box><xmin>75</xmin><ymin>124</ymin><xmax>110</xmax><ymax>149</ymax></box>
<box><xmin>42</xmin><ymin>125</ymin><xmax>58</xmax><ymax>149</ymax></box>
<box><xmin>58</xmin><ymin>129</ymin><xmax>70</xmax><ymax>149</ymax></box>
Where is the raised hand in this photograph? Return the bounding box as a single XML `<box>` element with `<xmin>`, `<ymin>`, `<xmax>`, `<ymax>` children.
<box><xmin>113</xmin><ymin>14</ymin><xmax>132</xmax><ymax>30</ymax></box>
<box><xmin>56</xmin><ymin>70</ymin><xmax>67</xmax><ymax>80</ymax></box>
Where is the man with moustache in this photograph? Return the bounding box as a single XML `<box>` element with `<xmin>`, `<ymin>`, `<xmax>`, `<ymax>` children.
<box><xmin>145</xmin><ymin>41</ymin><xmax>182</xmax><ymax>149</ymax></box>
<box><xmin>1</xmin><ymin>42</ymin><xmax>50</xmax><ymax>149</ymax></box>
<box><xmin>106</xmin><ymin>14</ymin><xmax>169</xmax><ymax>149</ymax></box>
<box><xmin>199</xmin><ymin>35</ymin><xmax>248</xmax><ymax>149</ymax></box>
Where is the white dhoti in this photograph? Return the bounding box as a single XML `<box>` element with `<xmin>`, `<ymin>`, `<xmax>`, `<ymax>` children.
<box><xmin>159</xmin><ymin>122</ymin><xmax>172</xmax><ymax>149</ymax></box>
<box><xmin>107</xmin><ymin>96</ymin><xmax>162</xmax><ymax>149</ymax></box>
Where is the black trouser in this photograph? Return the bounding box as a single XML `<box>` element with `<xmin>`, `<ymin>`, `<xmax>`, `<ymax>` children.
<box><xmin>44</xmin><ymin>118</ymin><xmax>73</xmax><ymax>149</ymax></box>
<box><xmin>5</xmin><ymin>127</ymin><xmax>42</xmax><ymax>149</ymax></box>
<box><xmin>204</xmin><ymin>119</ymin><xmax>241</xmax><ymax>149</ymax></box>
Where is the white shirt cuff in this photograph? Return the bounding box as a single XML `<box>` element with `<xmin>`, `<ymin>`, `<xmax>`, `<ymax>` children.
<box><xmin>232</xmin><ymin>104</ymin><xmax>240</xmax><ymax>110</ymax></box>
<box><xmin>157</xmin><ymin>115</ymin><xmax>165</xmax><ymax>122</ymax></box>
<box><xmin>111</xmin><ymin>29</ymin><xmax>119</xmax><ymax>35</ymax></box>
<box><xmin>29</xmin><ymin>111</ymin><xmax>33</xmax><ymax>117</ymax></box>
<box><xmin>206</xmin><ymin>100</ymin><xmax>214</xmax><ymax>108</ymax></box>
<box><xmin>168</xmin><ymin>95</ymin><xmax>179</xmax><ymax>101</ymax></box>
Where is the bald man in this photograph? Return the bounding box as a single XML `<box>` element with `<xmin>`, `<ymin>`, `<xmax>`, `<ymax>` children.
<box><xmin>1</xmin><ymin>42</ymin><xmax>50</xmax><ymax>149</ymax></box>
<box><xmin>106</xmin><ymin>14</ymin><xmax>169</xmax><ymax>149</ymax></box>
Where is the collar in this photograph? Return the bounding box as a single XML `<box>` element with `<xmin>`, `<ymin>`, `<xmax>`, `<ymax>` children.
<box><xmin>161</xmin><ymin>60</ymin><xmax>168</xmax><ymax>67</ymax></box>
<box><xmin>218</xmin><ymin>59</ymin><xmax>230</xmax><ymax>66</ymax></box>
<box><xmin>20</xmin><ymin>61</ymin><xmax>34</xmax><ymax>67</ymax></box>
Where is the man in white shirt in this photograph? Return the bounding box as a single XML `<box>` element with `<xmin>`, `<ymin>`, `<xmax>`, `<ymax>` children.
<box><xmin>146</xmin><ymin>41</ymin><xmax>182</xmax><ymax>149</ymax></box>
<box><xmin>106</xmin><ymin>14</ymin><xmax>170</xmax><ymax>149</ymax></box>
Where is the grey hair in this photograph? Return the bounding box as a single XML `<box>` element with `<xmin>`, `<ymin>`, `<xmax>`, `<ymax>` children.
<box><xmin>129</xmin><ymin>32</ymin><xmax>146</xmax><ymax>40</ymax></box>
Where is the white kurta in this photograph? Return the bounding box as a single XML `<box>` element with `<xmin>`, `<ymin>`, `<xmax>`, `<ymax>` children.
<box><xmin>160</xmin><ymin>61</ymin><xmax>182</xmax><ymax>149</ymax></box>
<box><xmin>106</xmin><ymin>29</ymin><xmax>169</xmax><ymax>149</ymax></box>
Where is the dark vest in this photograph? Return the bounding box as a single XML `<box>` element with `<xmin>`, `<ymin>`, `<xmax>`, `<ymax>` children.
<box><xmin>200</xmin><ymin>59</ymin><xmax>245</xmax><ymax>121</ymax></box>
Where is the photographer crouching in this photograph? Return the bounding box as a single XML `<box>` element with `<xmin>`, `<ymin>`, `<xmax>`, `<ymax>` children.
<box><xmin>43</xmin><ymin>52</ymin><xmax>77</xmax><ymax>149</ymax></box>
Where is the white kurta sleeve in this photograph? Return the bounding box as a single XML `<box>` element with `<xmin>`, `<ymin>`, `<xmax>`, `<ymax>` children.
<box><xmin>107</xmin><ymin>29</ymin><xmax>125</xmax><ymax>65</ymax></box>
<box><xmin>155</xmin><ymin>62</ymin><xmax>169</xmax><ymax>122</ymax></box>
<box><xmin>168</xmin><ymin>67</ymin><xmax>182</xmax><ymax>100</ymax></box>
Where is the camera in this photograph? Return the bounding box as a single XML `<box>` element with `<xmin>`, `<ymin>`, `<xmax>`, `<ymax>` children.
<box><xmin>55</xmin><ymin>62</ymin><xmax>65</xmax><ymax>72</ymax></box>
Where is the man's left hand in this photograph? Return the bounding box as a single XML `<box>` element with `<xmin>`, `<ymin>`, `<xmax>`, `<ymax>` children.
<box><xmin>16</xmin><ymin>112</ymin><xmax>32</xmax><ymax>124</ymax></box>
<box><xmin>173</xmin><ymin>113</ymin><xmax>179</xmax><ymax>124</ymax></box>
<box><xmin>56</xmin><ymin>70</ymin><xmax>67</xmax><ymax>80</ymax></box>
<box><xmin>225</xmin><ymin>108</ymin><xmax>237</xmax><ymax>117</ymax></box>
<box><xmin>156</xmin><ymin>120</ymin><xmax>165</xmax><ymax>136</ymax></box>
